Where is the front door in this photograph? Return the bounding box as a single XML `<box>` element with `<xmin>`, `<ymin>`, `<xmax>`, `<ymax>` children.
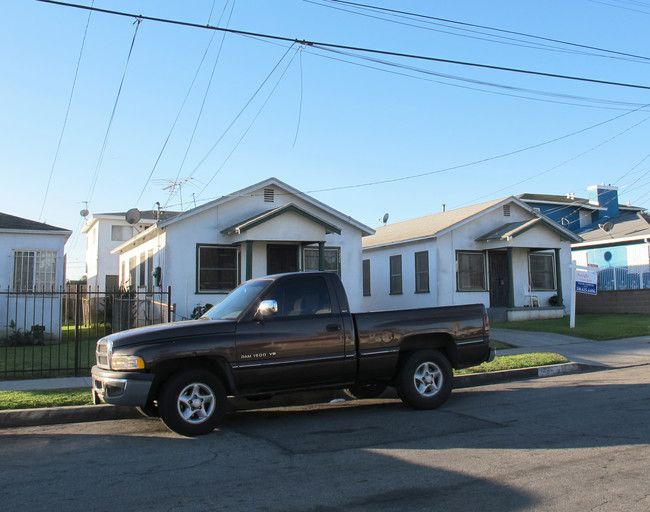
<box><xmin>489</xmin><ymin>251</ymin><xmax>510</xmax><ymax>307</ymax></box>
<box><xmin>267</xmin><ymin>244</ymin><xmax>299</xmax><ymax>275</ymax></box>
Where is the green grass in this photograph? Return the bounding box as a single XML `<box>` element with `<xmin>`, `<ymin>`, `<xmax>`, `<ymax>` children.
<box><xmin>0</xmin><ymin>388</ymin><xmax>93</xmax><ymax>410</ymax></box>
<box><xmin>454</xmin><ymin>352</ymin><xmax>569</xmax><ymax>375</ymax></box>
<box><xmin>492</xmin><ymin>313</ymin><xmax>650</xmax><ymax>341</ymax></box>
<box><xmin>0</xmin><ymin>324</ymin><xmax>109</xmax><ymax>379</ymax></box>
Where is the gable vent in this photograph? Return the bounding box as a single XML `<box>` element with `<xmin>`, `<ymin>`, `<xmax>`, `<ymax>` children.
<box><xmin>264</xmin><ymin>188</ymin><xmax>275</xmax><ymax>202</ymax></box>
<box><xmin>503</xmin><ymin>205</ymin><xmax>511</xmax><ymax>217</ymax></box>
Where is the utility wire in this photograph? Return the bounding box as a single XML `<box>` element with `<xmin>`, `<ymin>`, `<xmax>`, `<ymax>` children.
<box><xmin>87</xmin><ymin>18</ymin><xmax>142</xmax><ymax>203</ymax></box>
<box><xmin>310</xmin><ymin>0</ymin><xmax>650</xmax><ymax>63</ymax></box>
<box><xmin>39</xmin><ymin>0</ymin><xmax>94</xmax><ymax>221</ymax></box>
<box><xmin>37</xmin><ymin>0</ymin><xmax>650</xmax><ymax>91</ymax></box>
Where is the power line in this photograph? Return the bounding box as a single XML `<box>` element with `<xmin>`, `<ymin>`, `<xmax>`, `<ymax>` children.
<box><xmin>310</xmin><ymin>0</ymin><xmax>650</xmax><ymax>63</ymax></box>
<box><xmin>37</xmin><ymin>0</ymin><xmax>650</xmax><ymax>91</ymax></box>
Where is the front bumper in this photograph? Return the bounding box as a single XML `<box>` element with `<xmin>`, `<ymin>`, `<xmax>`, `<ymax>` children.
<box><xmin>91</xmin><ymin>365</ymin><xmax>154</xmax><ymax>407</ymax></box>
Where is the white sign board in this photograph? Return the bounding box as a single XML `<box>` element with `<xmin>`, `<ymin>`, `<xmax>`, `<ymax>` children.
<box><xmin>575</xmin><ymin>267</ymin><xmax>598</xmax><ymax>295</ymax></box>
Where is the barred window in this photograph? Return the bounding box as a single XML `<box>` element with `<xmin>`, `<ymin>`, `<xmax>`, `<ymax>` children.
<box><xmin>13</xmin><ymin>250</ymin><xmax>57</xmax><ymax>292</ymax></box>
<box><xmin>457</xmin><ymin>251</ymin><xmax>486</xmax><ymax>291</ymax></box>
<box><xmin>197</xmin><ymin>245</ymin><xmax>238</xmax><ymax>293</ymax></box>
<box><xmin>303</xmin><ymin>246</ymin><xmax>341</xmax><ymax>276</ymax></box>
<box><xmin>529</xmin><ymin>253</ymin><xmax>556</xmax><ymax>291</ymax></box>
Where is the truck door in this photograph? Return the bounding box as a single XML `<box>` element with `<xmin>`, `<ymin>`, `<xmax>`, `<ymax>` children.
<box><xmin>233</xmin><ymin>275</ymin><xmax>349</xmax><ymax>393</ymax></box>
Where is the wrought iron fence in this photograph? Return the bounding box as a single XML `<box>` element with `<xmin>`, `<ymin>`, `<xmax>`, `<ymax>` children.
<box><xmin>597</xmin><ymin>264</ymin><xmax>650</xmax><ymax>291</ymax></box>
<box><xmin>0</xmin><ymin>285</ymin><xmax>172</xmax><ymax>380</ymax></box>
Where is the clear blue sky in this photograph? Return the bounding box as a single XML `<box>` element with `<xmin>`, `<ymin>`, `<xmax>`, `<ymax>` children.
<box><xmin>2</xmin><ymin>0</ymin><xmax>649</xmax><ymax>279</ymax></box>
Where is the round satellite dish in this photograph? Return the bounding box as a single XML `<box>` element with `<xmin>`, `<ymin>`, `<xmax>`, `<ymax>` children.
<box><xmin>382</xmin><ymin>213</ymin><xmax>389</xmax><ymax>225</ymax></box>
<box><xmin>125</xmin><ymin>208</ymin><xmax>141</xmax><ymax>225</ymax></box>
<box><xmin>80</xmin><ymin>209</ymin><xmax>89</xmax><ymax>217</ymax></box>
<box><xmin>599</xmin><ymin>221</ymin><xmax>614</xmax><ymax>233</ymax></box>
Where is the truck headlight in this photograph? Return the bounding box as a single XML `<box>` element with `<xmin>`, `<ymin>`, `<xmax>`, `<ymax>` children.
<box><xmin>111</xmin><ymin>355</ymin><xmax>145</xmax><ymax>370</ymax></box>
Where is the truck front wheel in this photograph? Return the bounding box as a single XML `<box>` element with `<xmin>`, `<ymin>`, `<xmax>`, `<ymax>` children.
<box><xmin>158</xmin><ymin>370</ymin><xmax>227</xmax><ymax>436</ymax></box>
<box><xmin>396</xmin><ymin>349</ymin><xmax>453</xmax><ymax>410</ymax></box>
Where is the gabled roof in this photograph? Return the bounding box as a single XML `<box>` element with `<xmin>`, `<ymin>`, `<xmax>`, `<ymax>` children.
<box><xmin>574</xmin><ymin>213</ymin><xmax>650</xmax><ymax>247</ymax></box>
<box><xmin>476</xmin><ymin>218</ymin><xmax>581</xmax><ymax>242</ymax></box>
<box><xmin>158</xmin><ymin>177</ymin><xmax>374</xmax><ymax>236</ymax></box>
<box><xmin>81</xmin><ymin>210</ymin><xmax>181</xmax><ymax>233</ymax></box>
<box><xmin>221</xmin><ymin>204</ymin><xmax>342</xmax><ymax>235</ymax></box>
<box><xmin>363</xmin><ymin>197</ymin><xmax>580</xmax><ymax>249</ymax></box>
<box><xmin>0</xmin><ymin>212</ymin><xmax>71</xmax><ymax>236</ymax></box>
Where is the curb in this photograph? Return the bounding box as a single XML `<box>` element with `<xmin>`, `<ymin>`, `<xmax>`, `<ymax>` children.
<box><xmin>0</xmin><ymin>363</ymin><xmax>605</xmax><ymax>429</ymax></box>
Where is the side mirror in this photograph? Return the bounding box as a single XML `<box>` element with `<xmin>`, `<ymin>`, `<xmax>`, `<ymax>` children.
<box><xmin>254</xmin><ymin>300</ymin><xmax>278</xmax><ymax>321</ymax></box>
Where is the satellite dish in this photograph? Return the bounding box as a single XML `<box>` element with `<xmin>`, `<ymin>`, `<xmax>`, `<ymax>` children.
<box><xmin>125</xmin><ymin>208</ymin><xmax>141</xmax><ymax>225</ymax></box>
<box><xmin>80</xmin><ymin>209</ymin><xmax>89</xmax><ymax>217</ymax></box>
<box><xmin>599</xmin><ymin>221</ymin><xmax>614</xmax><ymax>233</ymax></box>
<box><xmin>381</xmin><ymin>213</ymin><xmax>389</xmax><ymax>225</ymax></box>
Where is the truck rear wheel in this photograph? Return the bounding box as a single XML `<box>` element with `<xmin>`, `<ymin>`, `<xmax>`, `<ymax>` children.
<box><xmin>158</xmin><ymin>369</ymin><xmax>227</xmax><ymax>436</ymax></box>
<box><xmin>396</xmin><ymin>349</ymin><xmax>453</xmax><ymax>410</ymax></box>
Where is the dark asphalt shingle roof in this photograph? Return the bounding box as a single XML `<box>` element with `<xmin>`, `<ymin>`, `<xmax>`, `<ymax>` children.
<box><xmin>0</xmin><ymin>212</ymin><xmax>70</xmax><ymax>232</ymax></box>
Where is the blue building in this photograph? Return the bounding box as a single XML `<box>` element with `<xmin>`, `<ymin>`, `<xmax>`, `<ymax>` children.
<box><xmin>520</xmin><ymin>184</ymin><xmax>650</xmax><ymax>290</ymax></box>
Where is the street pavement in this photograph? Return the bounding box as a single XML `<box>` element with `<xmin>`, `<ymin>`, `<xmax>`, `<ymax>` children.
<box><xmin>1</xmin><ymin>329</ymin><xmax>649</xmax><ymax>429</ymax></box>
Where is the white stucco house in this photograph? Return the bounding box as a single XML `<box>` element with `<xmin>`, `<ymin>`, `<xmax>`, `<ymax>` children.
<box><xmin>111</xmin><ymin>178</ymin><xmax>374</xmax><ymax>319</ymax></box>
<box><xmin>82</xmin><ymin>210</ymin><xmax>180</xmax><ymax>291</ymax></box>
<box><xmin>0</xmin><ymin>212</ymin><xmax>71</xmax><ymax>341</ymax></box>
<box><xmin>361</xmin><ymin>197</ymin><xmax>581</xmax><ymax>321</ymax></box>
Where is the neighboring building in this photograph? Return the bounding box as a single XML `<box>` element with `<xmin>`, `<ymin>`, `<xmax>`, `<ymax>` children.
<box><xmin>82</xmin><ymin>210</ymin><xmax>179</xmax><ymax>291</ymax></box>
<box><xmin>361</xmin><ymin>197</ymin><xmax>581</xmax><ymax>321</ymax></box>
<box><xmin>0</xmin><ymin>212</ymin><xmax>71</xmax><ymax>341</ymax></box>
<box><xmin>521</xmin><ymin>184</ymin><xmax>650</xmax><ymax>290</ymax></box>
<box><xmin>111</xmin><ymin>178</ymin><xmax>374</xmax><ymax>319</ymax></box>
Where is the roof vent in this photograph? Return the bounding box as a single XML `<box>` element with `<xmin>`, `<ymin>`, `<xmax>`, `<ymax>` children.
<box><xmin>503</xmin><ymin>205</ymin><xmax>511</xmax><ymax>217</ymax></box>
<box><xmin>264</xmin><ymin>188</ymin><xmax>275</xmax><ymax>203</ymax></box>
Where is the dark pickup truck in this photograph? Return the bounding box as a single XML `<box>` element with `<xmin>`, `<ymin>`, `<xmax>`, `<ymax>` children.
<box><xmin>92</xmin><ymin>272</ymin><xmax>493</xmax><ymax>436</ymax></box>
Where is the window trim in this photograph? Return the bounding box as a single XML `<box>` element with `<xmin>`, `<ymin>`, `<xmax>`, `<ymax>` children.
<box><xmin>389</xmin><ymin>254</ymin><xmax>403</xmax><ymax>295</ymax></box>
<box><xmin>414</xmin><ymin>251</ymin><xmax>430</xmax><ymax>294</ymax></box>
<box><xmin>456</xmin><ymin>251</ymin><xmax>487</xmax><ymax>292</ymax></box>
<box><xmin>528</xmin><ymin>252</ymin><xmax>557</xmax><ymax>291</ymax></box>
<box><xmin>196</xmin><ymin>244</ymin><xmax>239</xmax><ymax>294</ymax></box>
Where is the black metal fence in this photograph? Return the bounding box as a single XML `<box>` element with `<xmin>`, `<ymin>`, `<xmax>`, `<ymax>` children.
<box><xmin>0</xmin><ymin>285</ymin><xmax>172</xmax><ymax>380</ymax></box>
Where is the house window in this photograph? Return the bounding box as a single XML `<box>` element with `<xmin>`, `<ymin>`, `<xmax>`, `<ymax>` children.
<box><xmin>457</xmin><ymin>251</ymin><xmax>486</xmax><ymax>291</ymax></box>
<box><xmin>529</xmin><ymin>252</ymin><xmax>556</xmax><ymax>291</ymax></box>
<box><xmin>13</xmin><ymin>250</ymin><xmax>57</xmax><ymax>292</ymax></box>
<box><xmin>415</xmin><ymin>251</ymin><xmax>430</xmax><ymax>293</ymax></box>
<box><xmin>362</xmin><ymin>259</ymin><xmax>371</xmax><ymax>296</ymax></box>
<box><xmin>303</xmin><ymin>246</ymin><xmax>341</xmax><ymax>276</ymax></box>
<box><xmin>138</xmin><ymin>252</ymin><xmax>146</xmax><ymax>287</ymax></box>
<box><xmin>390</xmin><ymin>255</ymin><xmax>402</xmax><ymax>295</ymax></box>
<box><xmin>197</xmin><ymin>245</ymin><xmax>238</xmax><ymax>293</ymax></box>
<box><xmin>111</xmin><ymin>225</ymin><xmax>133</xmax><ymax>241</ymax></box>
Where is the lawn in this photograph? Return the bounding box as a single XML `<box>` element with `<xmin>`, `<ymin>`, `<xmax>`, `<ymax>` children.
<box><xmin>0</xmin><ymin>388</ymin><xmax>93</xmax><ymax>410</ymax></box>
<box><xmin>454</xmin><ymin>352</ymin><xmax>569</xmax><ymax>375</ymax></box>
<box><xmin>493</xmin><ymin>313</ymin><xmax>650</xmax><ymax>341</ymax></box>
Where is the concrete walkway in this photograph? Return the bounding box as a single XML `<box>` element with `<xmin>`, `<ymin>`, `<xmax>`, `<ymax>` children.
<box><xmin>492</xmin><ymin>328</ymin><xmax>650</xmax><ymax>368</ymax></box>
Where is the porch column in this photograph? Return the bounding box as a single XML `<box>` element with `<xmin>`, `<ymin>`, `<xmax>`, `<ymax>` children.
<box><xmin>246</xmin><ymin>241</ymin><xmax>253</xmax><ymax>281</ymax></box>
<box><xmin>554</xmin><ymin>248</ymin><xmax>564</xmax><ymax>306</ymax></box>
<box><xmin>318</xmin><ymin>242</ymin><xmax>325</xmax><ymax>271</ymax></box>
<box><xmin>507</xmin><ymin>247</ymin><xmax>515</xmax><ymax>308</ymax></box>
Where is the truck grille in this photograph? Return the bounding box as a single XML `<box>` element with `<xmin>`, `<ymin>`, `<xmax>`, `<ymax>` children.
<box><xmin>96</xmin><ymin>338</ymin><xmax>112</xmax><ymax>369</ymax></box>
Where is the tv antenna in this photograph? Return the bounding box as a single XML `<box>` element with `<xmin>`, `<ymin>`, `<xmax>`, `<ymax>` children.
<box><xmin>157</xmin><ymin>178</ymin><xmax>194</xmax><ymax>210</ymax></box>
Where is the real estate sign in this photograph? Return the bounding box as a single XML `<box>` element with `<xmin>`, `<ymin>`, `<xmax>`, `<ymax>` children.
<box><xmin>575</xmin><ymin>266</ymin><xmax>598</xmax><ymax>295</ymax></box>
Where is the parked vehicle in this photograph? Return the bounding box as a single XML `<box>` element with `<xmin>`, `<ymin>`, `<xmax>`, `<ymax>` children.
<box><xmin>92</xmin><ymin>272</ymin><xmax>493</xmax><ymax>436</ymax></box>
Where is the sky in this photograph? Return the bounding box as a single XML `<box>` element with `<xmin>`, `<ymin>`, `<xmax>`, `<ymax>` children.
<box><xmin>2</xmin><ymin>0</ymin><xmax>650</xmax><ymax>279</ymax></box>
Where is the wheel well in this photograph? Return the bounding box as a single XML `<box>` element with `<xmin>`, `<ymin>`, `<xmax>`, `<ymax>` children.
<box><xmin>397</xmin><ymin>333</ymin><xmax>458</xmax><ymax>370</ymax></box>
<box><xmin>148</xmin><ymin>357</ymin><xmax>234</xmax><ymax>402</ymax></box>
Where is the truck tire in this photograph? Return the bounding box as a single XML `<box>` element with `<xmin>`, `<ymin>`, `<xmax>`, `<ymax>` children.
<box><xmin>396</xmin><ymin>349</ymin><xmax>453</xmax><ymax>410</ymax></box>
<box><xmin>343</xmin><ymin>383</ymin><xmax>387</xmax><ymax>399</ymax></box>
<box><xmin>158</xmin><ymin>370</ymin><xmax>227</xmax><ymax>436</ymax></box>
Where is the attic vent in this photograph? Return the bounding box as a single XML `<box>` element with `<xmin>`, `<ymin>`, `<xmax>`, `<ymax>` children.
<box><xmin>503</xmin><ymin>205</ymin><xmax>511</xmax><ymax>217</ymax></box>
<box><xmin>264</xmin><ymin>188</ymin><xmax>275</xmax><ymax>203</ymax></box>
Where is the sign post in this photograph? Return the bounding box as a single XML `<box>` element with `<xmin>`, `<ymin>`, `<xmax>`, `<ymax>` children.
<box><xmin>570</xmin><ymin>263</ymin><xmax>598</xmax><ymax>328</ymax></box>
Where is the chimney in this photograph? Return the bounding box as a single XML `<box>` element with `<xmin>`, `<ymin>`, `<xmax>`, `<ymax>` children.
<box><xmin>587</xmin><ymin>184</ymin><xmax>619</xmax><ymax>221</ymax></box>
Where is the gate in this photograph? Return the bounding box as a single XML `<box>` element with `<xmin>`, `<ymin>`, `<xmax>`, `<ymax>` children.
<box><xmin>0</xmin><ymin>285</ymin><xmax>172</xmax><ymax>380</ymax></box>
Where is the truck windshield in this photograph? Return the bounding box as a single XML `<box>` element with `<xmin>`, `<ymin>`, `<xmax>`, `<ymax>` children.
<box><xmin>201</xmin><ymin>280</ymin><xmax>269</xmax><ymax>320</ymax></box>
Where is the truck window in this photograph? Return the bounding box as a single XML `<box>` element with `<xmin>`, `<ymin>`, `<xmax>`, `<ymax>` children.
<box><xmin>267</xmin><ymin>277</ymin><xmax>332</xmax><ymax>317</ymax></box>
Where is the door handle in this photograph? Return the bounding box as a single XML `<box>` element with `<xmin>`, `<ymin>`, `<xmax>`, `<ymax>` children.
<box><xmin>326</xmin><ymin>324</ymin><xmax>342</xmax><ymax>332</ymax></box>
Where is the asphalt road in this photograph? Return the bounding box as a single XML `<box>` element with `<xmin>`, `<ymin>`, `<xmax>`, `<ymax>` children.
<box><xmin>1</xmin><ymin>365</ymin><xmax>648</xmax><ymax>512</ymax></box>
